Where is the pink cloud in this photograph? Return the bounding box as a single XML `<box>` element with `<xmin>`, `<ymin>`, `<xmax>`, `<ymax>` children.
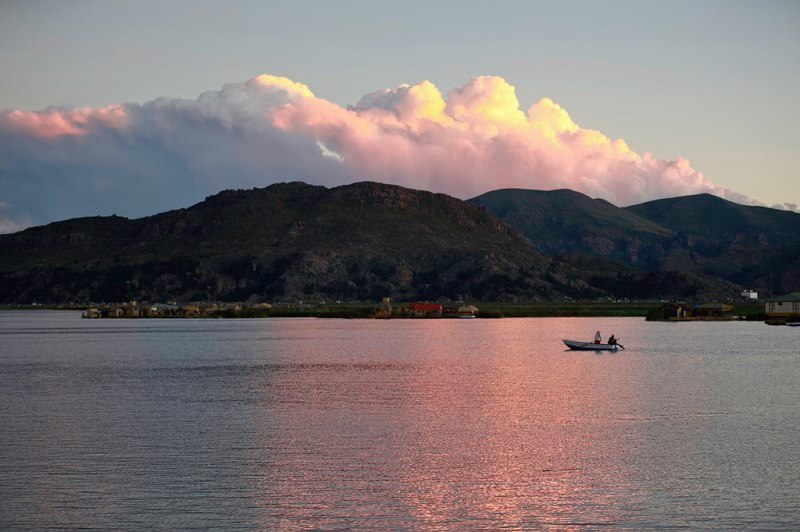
<box><xmin>271</xmin><ymin>75</ymin><xmax>744</xmax><ymax>205</ymax></box>
<box><xmin>0</xmin><ymin>73</ymin><xmax>760</xmax><ymax>228</ymax></box>
<box><xmin>0</xmin><ymin>105</ymin><xmax>127</xmax><ymax>138</ymax></box>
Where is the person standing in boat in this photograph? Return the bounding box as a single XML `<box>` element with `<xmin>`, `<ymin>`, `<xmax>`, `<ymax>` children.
<box><xmin>594</xmin><ymin>330</ymin><xmax>602</xmax><ymax>344</ymax></box>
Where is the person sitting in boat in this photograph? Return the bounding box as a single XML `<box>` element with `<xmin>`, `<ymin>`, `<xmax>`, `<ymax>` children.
<box><xmin>608</xmin><ymin>334</ymin><xmax>617</xmax><ymax>346</ymax></box>
<box><xmin>594</xmin><ymin>330</ymin><xmax>602</xmax><ymax>344</ymax></box>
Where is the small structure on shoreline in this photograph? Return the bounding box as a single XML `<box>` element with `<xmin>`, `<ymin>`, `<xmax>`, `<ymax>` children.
<box><xmin>375</xmin><ymin>300</ymin><xmax>479</xmax><ymax>319</ymax></box>
<box><xmin>648</xmin><ymin>302</ymin><xmax>692</xmax><ymax>321</ymax></box>
<box><xmin>82</xmin><ymin>307</ymin><xmax>101</xmax><ymax>319</ymax></box>
<box><xmin>373</xmin><ymin>297</ymin><xmax>393</xmax><ymax>319</ymax></box>
<box><xmin>765</xmin><ymin>292</ymin><xmax>800</xmax><ymax>325</ymax></box>
<box><xmin>81</xmin><ymin>301</ymin><xmax>262</xmax><ymax>318</ymax></box>
<box><xmin>406</xmin><ymin>302</ymin><xmax>479</xmax><ymax>318</ymax></box>
<box><xmin>647</xmin><ymin>301</ymin><xmax>733</xmax><ymax>321</ymax></box>
<box><xmin>406</xmin><ymin>302</ymin><xmax>443</xmax><ymax>318</ymax></box>
<box><xmin>457</xmin><ymin>304</ymin><xmax>479</xmax><ymax>318</ymax></box>
<box><xmin>693</xmin><ymin>302</ymin><xmax>734</xmax><ymax>320</ymax></box>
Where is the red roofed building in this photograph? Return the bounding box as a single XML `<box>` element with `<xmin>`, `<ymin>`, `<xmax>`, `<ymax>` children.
<box><xmin>407</xmin><ymin>302</ymin><xmax>443</xmax><ymax>318</ymax></box>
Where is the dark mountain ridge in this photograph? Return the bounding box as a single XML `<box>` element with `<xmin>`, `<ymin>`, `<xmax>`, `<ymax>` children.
<box><xmin>625</xmin><ymin>193</ymin><xmax>800</xmax><ymax>294</ymax></box>
<box><xmin>472</xmin><ymin>189</ymin><xmax>800</xmax><ymax>296</ymax></box>
<box><xmin>0</xmin><ymin>181</ymin><xmax>601</xmax><ymax>303</ymax></box>
<box><xmin>3</xmin><ymin>182</ymin><xmax>794</xmax><ymax>304</ymax></box>
<box><xmin>469</xmin><ymin>188</ymin><xmax>674</xmax><ymax>266</ymax></box>
<box><xmin>627</xmin><ymin>193</ymin><xmax>800</xmax><ymax>244</ymax></box>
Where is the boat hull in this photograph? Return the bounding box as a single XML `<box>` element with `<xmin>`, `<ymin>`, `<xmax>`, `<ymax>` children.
<box><xmin>562</xmin><ymin>339</ymin><xmax>619</xmax><ymax>351</ymax></box>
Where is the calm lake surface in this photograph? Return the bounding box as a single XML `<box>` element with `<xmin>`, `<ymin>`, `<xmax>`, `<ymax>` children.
<box><xmin>1</xmin><ymin>311</ymin><xmax>798</xmax><ymax>529</ymax></box>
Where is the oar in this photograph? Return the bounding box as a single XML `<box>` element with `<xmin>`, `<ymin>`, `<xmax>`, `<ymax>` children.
<box><xmin>617</xmin><ymin>343</ymin><xmax>626</xmax><ymax>350</ymax></box>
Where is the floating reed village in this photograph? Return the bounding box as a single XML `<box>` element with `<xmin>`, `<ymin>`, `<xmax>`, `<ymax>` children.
<box><xmin>79</xmin><ymin>299</ymin><xmax>480</xmax><ymax>320</ymax></box>
<box><xmin>70</xmin><ymin>291</ymin><xmax>800</xmax><ymax>325</ymax></box>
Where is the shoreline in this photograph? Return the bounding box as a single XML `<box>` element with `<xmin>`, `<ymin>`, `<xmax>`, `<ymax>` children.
<box><xmin>1</xmin><ymin>302</ymin><xmax>766</xmax><ymax>320</ymax></box>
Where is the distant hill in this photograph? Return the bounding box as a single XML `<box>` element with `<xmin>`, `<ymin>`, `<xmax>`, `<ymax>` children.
<box><xmin>471</xmin><ymin>189</ymin><xmax>800</xmax><ymax>297</ymax></box>
<box><xmin>0</xmin><ymin>182</ymin><xmax>603</xmax><ymax>304</ymax></box>
<box><xmin>469</xmin><ymin>188</ymin><xmax>673</xmax><ymax>266</ymax></box>
<box><xmin>4</xmin><ymin>182</ymin><xmax>794</xmax><ymax>304</ymax></box>
<box><xmin>626</xmin><ymin>193</ymin><xmax>800</xmax><ymax>244</ymax></box>
<box><xmin>626</xmin><ymin>194</ymin><xmax>800</xmax><ymax>292</ymax></box>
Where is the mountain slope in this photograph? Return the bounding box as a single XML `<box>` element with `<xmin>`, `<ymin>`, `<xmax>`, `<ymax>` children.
<box><xmin>469</xmin><ymin>188</ymin><xmax>674</xmax><ymax>266</ymax></box>
<box><xmin>626</xmin><ymin>193</ymin><xmax>800</xmax><ymax>292</ymax></box>
<box><xmin>471</xmin><ymin>188</ymin><xmax>800</xmax><ymax>297</ymax></box>
<box><xmin>626</xmin><ymin>193</ymin><xmax>800</xmax><ymax>245</ymax></box>
<box><xmin>0</xmin><ymin>182</ymin><xmax>603</xmax><ymax>303</ymax></box>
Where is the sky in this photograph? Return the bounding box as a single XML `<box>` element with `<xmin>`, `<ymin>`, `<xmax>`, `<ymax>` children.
<box><xmin>1</xmin><ymin>0</ymin><xmax>798</xmax><ymax>232</ymax></box>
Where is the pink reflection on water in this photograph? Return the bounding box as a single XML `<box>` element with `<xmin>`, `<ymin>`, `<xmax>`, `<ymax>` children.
<box><xmin>251</xmin><ymin>317</ymin><xmax>713</xmax><ymax>528</ymax></box>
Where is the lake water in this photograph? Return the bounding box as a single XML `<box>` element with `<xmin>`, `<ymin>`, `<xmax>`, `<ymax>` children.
<box><xmin>1</xmin><ymin>311</ymin><xmax>798</xmax><ymax>529</ymax></box>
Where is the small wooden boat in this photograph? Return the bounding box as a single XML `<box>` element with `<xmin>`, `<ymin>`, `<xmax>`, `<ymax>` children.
<box><xmin>562</xmin><ymin>339</ymin><xmax>619</xmax><ymax>351</ymax></box>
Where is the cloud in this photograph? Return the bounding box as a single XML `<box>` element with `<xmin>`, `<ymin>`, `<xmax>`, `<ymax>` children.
<box><xmin>772</xmin><ymin>202</ymin><xmax>798</xmax><ymax>212</ymax></box>
<box><xmin>274</xmin><ymin>75</ymin><xmax>749</xmax><ymax>205</ymax></box>
<box><xmin>0</xmin><ymin>73</ymin><xmax>756</xmax><ymax>230</ymax></box>
<box><xmin>0</xmin><ymin>105</ymin><xmax>127</xmax><ymax>138</ymax></box>
<box><xmin>0</xmin><ymin>202</ymin><xmax>31</xmax><ymax>234</ymax></box>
